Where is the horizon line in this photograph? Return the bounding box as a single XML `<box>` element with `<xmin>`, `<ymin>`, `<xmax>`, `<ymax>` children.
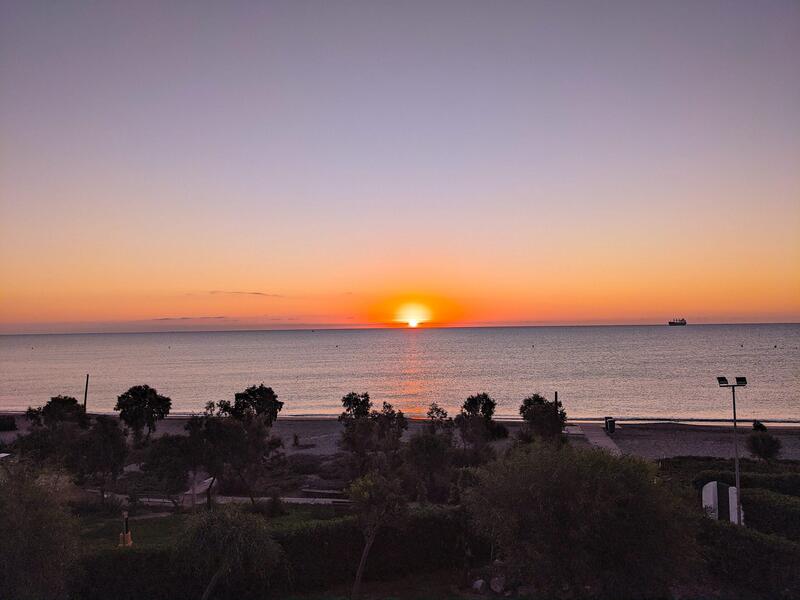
<box><xmin>2</xmin><ymin>320</ymin><xmax>798</xmax><ymax>337</ymax></box>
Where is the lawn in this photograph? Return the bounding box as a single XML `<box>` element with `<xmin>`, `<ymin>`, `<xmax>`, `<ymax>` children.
<box><xmin>76</xmin><ymin>502</ymin><xmax>348</xmax><ymax>552</ymax></box>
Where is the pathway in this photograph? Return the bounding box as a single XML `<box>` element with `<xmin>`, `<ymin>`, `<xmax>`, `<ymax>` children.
<box><xmin>578</xmin><ymin>423</ymin><xmax>623</xmax><ymax>456</ymax></box>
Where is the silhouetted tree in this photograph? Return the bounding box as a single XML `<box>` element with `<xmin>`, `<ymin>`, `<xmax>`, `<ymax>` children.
<box><xmin>338</xmin><ymin>392</ymin><xmax>407</xmax><ymax>476</ymax></box>
<box><xmin>426</xmin><ymin>402</ymin><xmax>454</xmax><ymax>439</ymax></box>
<box><xmin>747</xmin><ymin>430</ymin><xmax>782</xmax><ymax>462</ymax></box>
<box><xmin>454</xmin><ymin>393</ymin><xmax>505</xmax><ymax>458</ymax></box>
<box><xmin>348</xmin><ymin>472</ymin><xmax>406</xmax><ymax>599</ymax></box>
<box><xmin>25</xmin><ymin>395</ymin><xmax>87</xmax><ymax>429</ymax></box>
<box><xmin>216</xmin><ymin>384</ymin><xmax>283</xmax><ymax>426</ymax></box>
<box><xmin>195</xmin><ymin>401</ymin><xmax>284</xmax><ymax>506</ymax></box>
<box><xmin>114</xmin><ymin>385</ymin><xmax>171</xmax><ymax>441</ymax></box>
<box><xmin>519</xmin><ymin>393</ymin><xmax>567</xmax><ymax>441</ymax></box>
<box><xmin>142</xmin><ymin>434</ymin><xmax>191</xmax><ymax>507</ymax></box>
<box><xmin>69</xmin><ymin>415</ymin><xmax>127</xmax><ymax>504</ymax></box>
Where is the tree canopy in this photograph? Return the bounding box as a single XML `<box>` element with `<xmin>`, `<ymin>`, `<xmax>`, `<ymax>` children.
<box><xmin>114</xmin><ymin>384</ymin><xmax>172</xmax><ymax>440</ymax></box>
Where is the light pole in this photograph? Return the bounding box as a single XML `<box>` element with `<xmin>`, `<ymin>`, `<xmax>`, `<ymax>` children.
<box><xmin>716</xmin><ymin>376</ymin><xmax>747</xmax><ymax>525</ymax></box>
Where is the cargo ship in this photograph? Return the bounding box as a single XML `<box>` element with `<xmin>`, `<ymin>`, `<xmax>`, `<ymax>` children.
<box><xmin>668</xmin><ymin>318</ymin><xmax>687</xmax><ymax>326</ymax></box>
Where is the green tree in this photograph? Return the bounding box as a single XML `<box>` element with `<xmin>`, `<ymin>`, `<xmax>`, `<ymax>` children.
<box><xmin>25</xmin><ymin>395</ymin><xmax>87</xmax><ymax>428</ymax></box>
<box><xmin>464</xmin><ymin>444</ymin><xmax>696</xmax><ymax>597</ymax></box>
<box><xmin>518</xmin><ymin>393</ymin><xmax>567</xmax><ymax>441</ymax></box>
<box><xmin>141</xmin><ymin>434</ymin><xmax>191</xmax><ymax>507</ymax></box>
<box><xmin>195</xmin><ymin>402</ymin><xmax>284</xmax><ymax>506</ymax></box>
<box><xmin>0</xmin><ymin>470</ymin><xmax>78</xmax><ymax>600</ymax></box>
<box><xmin>115</xmin><ymin>384</ymin><xmax>172</xmax><ymax>441</ymax></box>
<box><xmin>217</xmin><ymin>383</ymin><xmax>284</xmax><ymax>425</ymax></box>
<box><xmin>69</xmin><ymin>415</ymin><xmax>128</xmax><ymax>503</ymax></box>
<box><xmin>176</xmin><ymin>506</ymin><xmax>284</xmax><ymax>600</ymax></box>
<box><xmin>347</xmin><ymin>472</ymin><xmax>406</xmax><ymax>599</ymax></box>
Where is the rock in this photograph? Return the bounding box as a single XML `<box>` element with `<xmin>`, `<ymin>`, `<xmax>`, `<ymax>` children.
<box><xmin>490</xmin><ymin>575</ymin><xmax>506</xmax><ymax>594</ymax></box>
<box><xmin>472</xmin><ymin>579</ymin><xmax>486</xmax><ymax>592</ymax></box>
<box><xmin>516</xmin><ymin>586</ymin><xmax>534</xmax><ymax>598</ymax></box>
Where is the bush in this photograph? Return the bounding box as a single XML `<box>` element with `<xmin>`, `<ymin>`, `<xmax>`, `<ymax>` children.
<box><xmin>0</xmin><ymin>414</ymin><xmax>17</xmax><ymax>431</ymax></box>
<box><xmin>465</xmin><ymin>444</ymin><xmax>696</xmax><ymax>598</ymax></box>
<box><xmin>0</xmin><ymin>474</ymin><xmax>78</xmax><ymax>600</ymax></box>
<box><xmin>742</xmin><ymin>488</ymin><xmax>800</xmax><ymax>542</ymax></box>
<box><xmin>518</xmin><ymin>393</ymin><xmax>567</xmax><ymax>440</ymax></box>
<box><xmin>698</xmin><ymin>518</ymin><xmax>800</xmax><ymax>597</ymax></box>
<box><xmin>693</xmin><ymin>470</ymin><xmax>800</xmax><ymax>497</ymax></box>
<box><xmin>71</xmin><ymin>506</ymin><xmax>481</xmax><ymax>598</ymax></box>
<box><xmin>747</xmin><ymin>431</ymin><xmax>782</xmax><ymax>461</ymax></box>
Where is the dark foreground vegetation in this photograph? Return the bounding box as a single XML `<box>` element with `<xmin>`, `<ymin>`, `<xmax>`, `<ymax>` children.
<box><xmin>1</xmin><ymin>387</ymin><xmax>799</xmax><ymax>599</ymax></box>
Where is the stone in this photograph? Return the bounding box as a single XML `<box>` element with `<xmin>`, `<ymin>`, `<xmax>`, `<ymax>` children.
<box><xmin>490</xmin><ymin>575</ymin><xmax>506</xmax><ymax>594</ymax></box>
<box><xmin>472</xmin><ymin>579</ymin><xmax>486</xmax><ymax>592</ymax></box>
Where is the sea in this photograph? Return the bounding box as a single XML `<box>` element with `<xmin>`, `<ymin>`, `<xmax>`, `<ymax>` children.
<box><xmin>1</xmin><ymin>324</ymin><xmax>798</xmax><ymax>421</ymax></box>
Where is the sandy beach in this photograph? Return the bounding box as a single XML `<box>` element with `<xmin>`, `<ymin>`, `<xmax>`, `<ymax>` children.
<box><xmin>2</xmin><ymin>412</ymin><xmax>798</xmax><ymax>460</ymax></box>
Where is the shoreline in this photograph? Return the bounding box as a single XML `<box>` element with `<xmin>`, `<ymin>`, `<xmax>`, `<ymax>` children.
<box><xmin>2</xmin><ymin>412</ymin><xmax>799</xmax><ymax>460</ymax></box>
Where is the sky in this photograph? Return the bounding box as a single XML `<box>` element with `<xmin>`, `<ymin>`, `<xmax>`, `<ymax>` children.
<box><xmin>1</xmin><ymin>1</ymin><xmax>799</xmax><ymax>333</ymax></box>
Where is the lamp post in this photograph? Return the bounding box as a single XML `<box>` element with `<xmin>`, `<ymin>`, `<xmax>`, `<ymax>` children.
<box><xmin>716</xmin><ymin>376</ymin><xmax>747</xmax><ymax>525</ymax></box>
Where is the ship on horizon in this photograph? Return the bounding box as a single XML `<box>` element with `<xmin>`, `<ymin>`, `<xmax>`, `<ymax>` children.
<box><xmin>668</xmin><ymin>318</ymin><xmax>687</xmax><ymax>326</ymax></box>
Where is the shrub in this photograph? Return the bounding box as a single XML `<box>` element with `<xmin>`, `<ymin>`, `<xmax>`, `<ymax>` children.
<box><xmin>742</xmin><ymin>488</ymin><xmax>800</xmax><ymax>542</ymax></box>
<box><xmin>0</xmin><ymin>474</ymin><xmax>78</xmax><ymax>600</ymax></box>
<box><xmin>465</xmin><ymin>444</ymin><xmax>696</xmax><ymax>597</ymax></box>
<box><xmin>0</xmin><ymin>414</ymin><xmax>17</xmax><ymax>431</ymax></box>
<box><xmin>698</xmin><ymin>518</ymin><xmax>800</xmax><ymax>597</ymax></box>
<box><xmin>175</xmin><ymin>507</ymin><xmax>285</xmax><ymax>599</ymax></box>
<box><xmin>518</xmin><ymin>393</ymin><xmax>567</xmax><ymax>440</ymax></box>
<box><xmin>693</xmin><ymin>470</ymin><xmax>800</xmax><ymax>497</ymax></box>
<box><xmin>747</xmin><ymin>431</ymin><xmax>782</xmax><ymax>461</ymax></box>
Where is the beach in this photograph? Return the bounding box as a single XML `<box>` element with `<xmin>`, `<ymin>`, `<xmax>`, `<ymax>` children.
<box><xmin>3</xmin><ymin>412</ymin><xmax>798</xmax><ymax>460</ymax></box>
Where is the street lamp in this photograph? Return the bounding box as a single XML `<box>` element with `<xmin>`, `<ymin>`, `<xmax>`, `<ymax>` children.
<box><xmin>717</xmin><ymin>376</ymin><xmax>747</xmax><ymax>525</ymax></box>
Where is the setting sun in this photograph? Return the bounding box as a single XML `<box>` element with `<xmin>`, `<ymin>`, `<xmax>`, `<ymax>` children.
<box><xmin>395</xmin><ymin>302</ymin><xmax>432</xmax><ymax>328</ymax></box>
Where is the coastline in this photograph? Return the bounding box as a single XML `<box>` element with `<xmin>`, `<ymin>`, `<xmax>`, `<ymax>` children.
<box><xmin>2</xmin><ymin>412</ymin><xmax>798</xmax><ymax>460</ymax></box>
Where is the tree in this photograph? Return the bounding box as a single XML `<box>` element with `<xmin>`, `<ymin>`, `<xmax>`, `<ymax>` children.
<box><xmin>115</xmin><ymin>384</ymin><xmax>171</xmax><ymax>441</ymax></box>
<box><xmin>176</xmin><ymin>506</ymin><xmax>283</xmax><ymax>600</ymax></box>
<box><xmin>518</xmin><ymin>393</ymin><xmax>567</xmax><ymax>441</ymax></box>
<box><xmin>347</xmin><ymin>472</ymin><xmax>406</xmax><ymax>599</ymax></box>
<box><xmin>464</xmin><ymin>444</ymin><xmax>695</xmax><ymax>598</ymax></box>
<box><xmin>216</xmin><ymin>384</ymin><xmax>284</xmax><ymax>425</ymax></box>
<box><xmin>454</xmin><ymin>393</ymin><xmax>505</xmax><ymax>458</ymax></box>
<box><xmin>25</xmin><ymin>395</ymin><xmax>87</xmax><ymax>428</ymax></box>
<box><xmin>0</xmin><ymin>470</ymin><xmax>78</xmax><ymax>600</ymax></box>
<box><xmin>338</xmin><ymin>393</ymin><xmax>408</xmax><ymax>476</ymax></box>
<box><xmin>194</xmin><ymin>402</ymin><xmax>284</xmax><ymax>506</ymax></box>
<box><xmin>69</xmin><ymin>415</ymin><xmax>128</xmax><ymax>503</ymax></box>
<box><xmin>747</xmin><ymin>430</ymin><xmax>782</xmax><ymax>462</ymax></box>
<box><xmin>141</xmin><ymin>434</ymin><xmax>191</xmax><ymax>507</ymax></box>
<box><xmin>425</xmin><ymin>402</ymin><xmax>454</xmax><ymax>438</ymax></box>
<box><xmin>404</xmin><ymin>429</ymin><xmax>452</xmax><ymax>502</ymax></box>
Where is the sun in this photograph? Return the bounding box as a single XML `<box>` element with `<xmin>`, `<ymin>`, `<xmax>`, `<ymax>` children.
<box><xmin>395</xmin><ymin>302</ymin><xmax>432</xmax><ymax>328</ymax></box>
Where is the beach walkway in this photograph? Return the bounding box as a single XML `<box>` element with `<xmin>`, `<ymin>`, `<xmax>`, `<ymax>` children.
<box><xmin>578</xmin><ymin>423</ymin><xmax>623</xmax><ymax>456</ymax></box>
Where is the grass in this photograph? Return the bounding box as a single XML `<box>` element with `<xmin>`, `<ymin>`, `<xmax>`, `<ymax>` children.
<box><xmin>76</xmin><ymin>503</ymin><xmax>349</xmax><ymax>552</ymax></box>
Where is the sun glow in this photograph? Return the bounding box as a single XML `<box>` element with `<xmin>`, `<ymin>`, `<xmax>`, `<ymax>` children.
<box><xmin>395</xmin><ymin>302</ymin><xmax>431</xmax><ymax>328</ymax></box>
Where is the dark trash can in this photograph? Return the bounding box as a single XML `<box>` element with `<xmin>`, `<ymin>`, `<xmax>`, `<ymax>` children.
<box><xmin>604</xmin><ymin>416</ymin><xmax>616</xmax><ymax>434</ymax></box>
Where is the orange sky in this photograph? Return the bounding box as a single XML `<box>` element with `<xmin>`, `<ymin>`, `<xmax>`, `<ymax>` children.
<box><xmin>1</xmin><ymin>2</ymin><xmax>799</xmax><ymax>333</ymax></box>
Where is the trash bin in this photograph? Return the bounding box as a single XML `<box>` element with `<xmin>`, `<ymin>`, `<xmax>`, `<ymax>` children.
<box><xmin>604</xmin><ymin>417</ymin><xmax>616</xmax><ymax>434</ymax></box>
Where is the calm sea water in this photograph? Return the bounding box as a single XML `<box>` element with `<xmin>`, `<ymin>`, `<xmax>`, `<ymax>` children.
<box><xmin>0</xmin><ymin>325</ymin><xmax>798</xmax><ymax>420</ymax></box>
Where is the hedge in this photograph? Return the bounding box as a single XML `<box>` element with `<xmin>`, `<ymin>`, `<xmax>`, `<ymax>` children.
<box><xmin>693</xmin><ymin>470</ymin><xmax>800</xmax><ymax>497</ymax></box>
<box><xmin>0</xmin><ymin>415</ymin><xmax>16</xmax><ymax>431</ymax></box>
<box><xmin>742</xmin><ymin>488</ymin><xmax>800</xmax><ymax>542</ymax></box>
<box><xmin>71</xmin><ymin>506</ymin><xmax>485</xmax><ymax>599</ymax></box>
<box><xmin>698</xmin><ymin>518</ymin><xmax>800</xmax><ymax>598</ymax></box>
